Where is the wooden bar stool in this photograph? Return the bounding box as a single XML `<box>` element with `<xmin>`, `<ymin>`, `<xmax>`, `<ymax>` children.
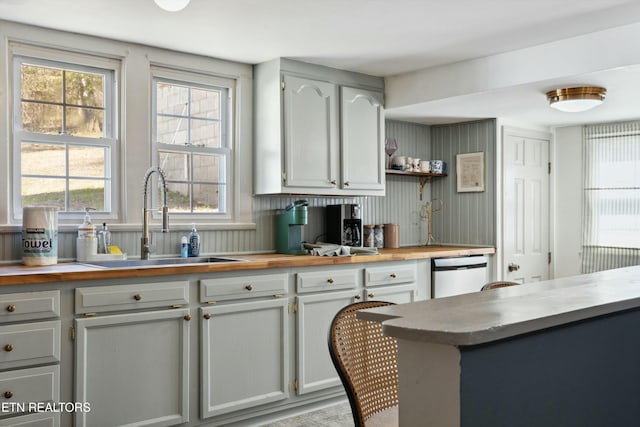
<box><xmin>328</xmin><ymin>301</ymin><xmax>399</xmax><ymax>427</ymax></box>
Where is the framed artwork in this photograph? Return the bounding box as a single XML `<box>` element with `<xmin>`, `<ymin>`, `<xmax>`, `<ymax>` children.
<box><xmin>456</xmin><ymin>151</ymin><xmax>485</xmax><ymax>192</ymax></box>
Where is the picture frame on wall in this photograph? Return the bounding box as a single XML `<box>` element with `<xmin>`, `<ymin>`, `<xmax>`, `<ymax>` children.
<box><xmin>456</xmin><ymin>151</ymin><xmax>485</xmax><ymax>192</ymax></box>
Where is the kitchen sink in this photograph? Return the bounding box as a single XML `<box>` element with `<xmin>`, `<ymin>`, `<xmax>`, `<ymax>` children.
<box><xmin>82</xmin><ymin>256</ymin><xmax>246</xmax><ymax>269</ymax></box>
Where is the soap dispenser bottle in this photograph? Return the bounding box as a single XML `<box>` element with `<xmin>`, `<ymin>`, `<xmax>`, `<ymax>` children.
<box><xmin>98</xmin><ymin>222</ymin><xmax>111</xmax><ymax>254</ymax></box>
<box><xmin>188</xmin><ymin>224</ymin><xmax>200</xmax><ymax>257</ymax></box>
<box><xmin>77</xmin><ymin>207</ymin><xmax>97</xmax><ymax>261</ymax></box>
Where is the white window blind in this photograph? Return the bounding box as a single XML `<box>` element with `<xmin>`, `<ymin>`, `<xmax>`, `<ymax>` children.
<box><xmin>582</xmin><ymin>121</ymin><xmax>640</xmax><ymax>273</ymax></box>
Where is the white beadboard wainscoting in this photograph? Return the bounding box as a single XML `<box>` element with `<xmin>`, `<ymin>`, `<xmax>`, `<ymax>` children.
<box><xmin>431</xmin><ymin>119</ymin><xmax>497</xmax><ymax>246</ymax></box>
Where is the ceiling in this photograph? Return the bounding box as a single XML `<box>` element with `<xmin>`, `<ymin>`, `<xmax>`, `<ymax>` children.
<box><xmin>2</xmin><ymin>0</ymin><xmax>640</xmax><ymax>127</ymax></box>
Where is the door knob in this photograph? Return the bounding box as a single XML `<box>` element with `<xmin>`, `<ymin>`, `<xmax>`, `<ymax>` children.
<box><xmin>508</xmin><ymin>263</ymin><xmax>520</xmax><ymax>272</ymax></box>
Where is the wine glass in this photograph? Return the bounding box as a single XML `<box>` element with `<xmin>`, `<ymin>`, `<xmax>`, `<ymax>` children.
<box><xmin>385</xmin><ymin>138</ymin><xmax>398</xmax><ymax>169</ymax></box>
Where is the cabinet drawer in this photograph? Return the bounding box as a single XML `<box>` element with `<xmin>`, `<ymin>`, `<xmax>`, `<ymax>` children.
<box><xmin>200</xmin><ymin>273</ymin><xmax>288</xmax><ymax>303</ymax></box>
<box><xmin>365</xmin><ymin>264</ymin><xmax>417</xmax><ymax>287</ymax></box>
<box><xmin>0</xmin><ymin>365</ymin><xmax>59</xmax><ymax>416</ymax></box>
<box><xmin>365</xmin><ymin>284</ymin><xmax>417</xmax><ymax>305</ymax></box>
<box><xmin>296</xmin><ymin>269</ymin><xmax>359</xmax><ymax>293</ymax></box>
<box><xmin>0</xmin><ymin>321</ymin><xmax>60</xmax><ymax>371</ymax></box>
<box><xmin>0</xmin><ymin>291</ymin><xmax>59</xmax><ymax>324</ymax></box>
<box><xmin>0</xmin><ymin>412</ymin><xmax>58</xmax><ymax>427</ymax></box>
<box><xmin>75</xmin><ymin>281</ymin><xmax>189</xmax><ymax>314</ymax></box>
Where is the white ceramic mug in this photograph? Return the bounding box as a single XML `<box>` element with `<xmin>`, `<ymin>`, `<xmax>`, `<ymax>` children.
<box><xmin>421</xmin><ymin>161</ymin><xmax>431</xmax><ymax>173</ymax></box>
<box><xmin>392</xmin><ymin>156</ymin><xmax>407</xmax><ymax>169</ymax></box>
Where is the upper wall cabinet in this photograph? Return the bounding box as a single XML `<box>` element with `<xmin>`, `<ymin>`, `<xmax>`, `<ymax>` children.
<box><xmin>254</xmin><ymin>58</ymin><xmax>385</xmax><ymax>196</ymax></box>
<box><xmin>341</xmin><ymin>87</ymin><xmax>384</xmax><ymax>192</ymax></box>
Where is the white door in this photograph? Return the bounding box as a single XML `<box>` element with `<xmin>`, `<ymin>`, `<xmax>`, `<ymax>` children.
<box><xmin>502</xmin><ymin>130</ymin><xmax>550</xmax><ymax>283</ymax></box>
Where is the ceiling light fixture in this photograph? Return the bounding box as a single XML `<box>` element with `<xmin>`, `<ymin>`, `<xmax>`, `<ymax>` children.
<box><xmin>154</xmin><ymin>0</ymin><xmax>191</xmax><ymax>12</ymax></box>
<box><xmin>545</xmin><ymin>86</ymin><xmax>607</xmax><ymax>113</ymax></box>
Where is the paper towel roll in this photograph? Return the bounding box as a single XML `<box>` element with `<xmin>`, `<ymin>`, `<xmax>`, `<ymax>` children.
<box><xmin>22</xmin><ymin>206</ymin><xmax>58</xmax><ymax>266</ymax></box>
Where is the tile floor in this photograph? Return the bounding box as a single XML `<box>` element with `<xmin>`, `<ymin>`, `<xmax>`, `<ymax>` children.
<box><xmin>261</xmin><ymin>401</ymin><xmax>353</xmax><ymax>427</ymax></box>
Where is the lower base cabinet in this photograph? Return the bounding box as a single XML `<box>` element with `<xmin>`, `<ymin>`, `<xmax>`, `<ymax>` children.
<box><xmin>0</xmin><ymin>412</ymin><xmax>58</xmax><ymax>427</ymax></box>
<box><xmin>296</xmin><ymin>290</ymin><xmax>359</xmax><ymax>395</ymax></box>
<box><xmin>200</xmin><ymin>299</ymin><xmax>289</xmax><ymax>419</ymax></box>
<box><xmin>364</xmin><ymin>283</ymin><xmax>417</xmax><ymax>304</ymax></box>
<box><xmin>74</xmin><ymin>309</ymin><xmax>190</xmax><ymax>427</ymax></box>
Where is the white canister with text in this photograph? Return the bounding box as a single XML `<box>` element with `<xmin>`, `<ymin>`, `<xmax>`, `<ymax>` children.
<box><xmin>22</xmin><ymin>206</ymin><xmax>59</xmax><ymax>266</ymax></box>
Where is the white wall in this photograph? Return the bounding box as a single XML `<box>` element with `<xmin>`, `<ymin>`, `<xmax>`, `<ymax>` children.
<box><xmin>553</xmin><ymin>125</ymin><xmax>583</xmax><ymax>278</ymax></box>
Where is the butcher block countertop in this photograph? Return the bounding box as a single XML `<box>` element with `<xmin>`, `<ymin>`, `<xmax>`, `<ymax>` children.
<box><xmin>0</xmin><ymin>245</ymin><xmax>494</xmax><ymax>286</ymax></box>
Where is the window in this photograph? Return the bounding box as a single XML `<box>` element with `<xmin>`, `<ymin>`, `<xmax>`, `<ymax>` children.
<box><xmin>152</xmin><ymin>69</ymin><xmax>233</xmax><ymax>217</ymax></box>
<box><xmin>582</xmin><ymin>121</ymin><xmax>640</xmax><ymax>272</ymax></box>
<box><xmin>13</xmin><ymin>53</ymin><xmax>116</xmax><ymax>219</ymax></box>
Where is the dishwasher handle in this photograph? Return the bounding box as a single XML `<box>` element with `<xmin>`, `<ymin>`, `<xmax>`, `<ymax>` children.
<box><xmin>432</xmin><ymin>255</ymin><xmax>488</xmax><ymax>270</ymax></box>
<box><xmin>432</xmin><ymin>262</ymin><xmax>487</xmax><ymax>272</ymax></box>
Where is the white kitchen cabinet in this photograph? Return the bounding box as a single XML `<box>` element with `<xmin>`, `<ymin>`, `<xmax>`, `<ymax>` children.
<box><xmin>296</xmin><ymin>268</ymin><xmax>359</xmax><ymax>293</ymax></box>
<box><xmin>340</xmin><ymin>86</ymin><xmax>385</xmax><ymax>191</ymax></box>
<box><xmin>0</xmin><ymin>291</ymin><xmax>60</xmax><ymax>426</ymax></box>
<box><xmin>199</xmin><ymin>273</ymin><xmax>289</xmax><ymax>419</ymax></box>
<box><xmin>364</xmin><ymin>263</ymin><xmax>417</xmax><ymax>287</ymax></box>
<box><xmin>364</xmin><ymin>263</ymin><xmax>418</xmax><ymax>303</ymax></box>
<box><xmin>296</xmin><ymin>290</ymin><xmax>360</xmax><ymax>395</ymax></box>
<box><xmin>0</xmin><ymin>290</ymin><xmax>59</xmax><ymax>323</ymax></box>
<box><xmin>0</xmin><ymin>321</ymin><xmax>60</xmax><ymax>370</ymax></box>
<box><xmin>0</xmin><ymin>365</ymin><xmax>59</xmax><ymax>416</ymax></box>
<box><xmin>282</xmin><ymin>74</ymin><xmax>339</xmax><ymax>190</ymax></box>
<box><xmin>254</xmin><ymin>58</ymin><xmax>385</xmax><ymax>196</ymax></box>
<box><xmin>200</xmin><ymin>299</ymin><xmax>289</xmax><ymax>418</ymax></box>
<box><xmin>364</xmin><ymin>283</ymin><xmax>417</xmax><ymax>304</ymax></box>
<box><xmin>74</xmin><ymin>309</ymin><xmax>190</xmax><ymax>427</ymax></box>
<box><xmin>200</xmin><ymin>273</ymin><xmax>288</xmax><ymax>302</ymax></box>
<box><xmin>75</xmin><ymin>280</ymin><xmax>189</xmax><ymax>314</ymax></box>
<box><xmin>0</xmin><ymin>411</ymin><xmax>58</xmax><ymax>426</ymax></box>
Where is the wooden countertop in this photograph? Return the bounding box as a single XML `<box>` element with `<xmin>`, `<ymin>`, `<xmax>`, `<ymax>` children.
<box><xmin>358</xmin><ymin>265</ymin><xmax>640</xmax><ymax>346</ymax></box>
<box><xmin>0</xmin><ymin>245</ymin><xmax>494</xmax><ymax>286</ymax></box>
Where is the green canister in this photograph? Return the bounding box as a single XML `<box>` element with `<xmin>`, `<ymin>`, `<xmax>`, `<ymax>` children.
<box><xmin>275</xmin><ymin>200</ymin><xmax>308</xmax><ymax>255</ymax></box>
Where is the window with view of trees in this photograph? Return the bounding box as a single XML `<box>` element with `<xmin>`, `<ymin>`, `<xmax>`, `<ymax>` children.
<box><xmin>13</xmin><ymin>55</ymin><xmax>115</xmax><ymax>216</ymax></box>
<box><xmin>153</xmin><ymin>73</ymin><xmax>232</xmax><ymax>215</ymax></box>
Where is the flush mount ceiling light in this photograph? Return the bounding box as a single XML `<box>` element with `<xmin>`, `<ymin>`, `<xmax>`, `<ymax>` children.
<box><xmin>154</xmin><ymin>0</ymin><xmax>190</xmax><ymax>12</ymax></box>
<box><xmin>546</xmin><ymin>86</ymin><xmax>607</xmax><ymax>113</ymax></box>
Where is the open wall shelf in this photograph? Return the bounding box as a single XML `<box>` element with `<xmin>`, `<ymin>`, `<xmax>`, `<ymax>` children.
<box><xmin>385</xmin><ymin>169</ymin><xmax>447</xmax><ymax>200</ymax></box>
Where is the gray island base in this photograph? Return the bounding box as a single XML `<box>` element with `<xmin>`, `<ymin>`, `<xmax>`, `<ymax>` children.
<box><xmin>359</xmin><ymin>266</ymin><xmax>640</xmax><ymax>427</ymax></box>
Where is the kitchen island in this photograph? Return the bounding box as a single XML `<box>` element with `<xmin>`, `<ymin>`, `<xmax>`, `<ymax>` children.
<box><xmin>359</xmin><ymin>266</ymin><xmax>640</xmax><ymax>427</ymax></box>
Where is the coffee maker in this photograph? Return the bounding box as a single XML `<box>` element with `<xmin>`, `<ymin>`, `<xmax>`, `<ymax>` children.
<box><xmin>326</xmin><ymin>204</ymin><xmax>363</xmax><ymax>247</ymax></box>
<box><xmin>275</xmin><ymin>200</ymin><xmax>309</xmax><ymax>255</ymax></box>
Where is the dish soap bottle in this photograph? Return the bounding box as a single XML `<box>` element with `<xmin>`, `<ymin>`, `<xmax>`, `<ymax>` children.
<box><xmin>77</xmin><ymin>207</ymin><xmax>97</xmax><ymax>261</ymax></box>
<box><xmin>98</xmin><ymin>222</ymin><xmax>111</xmax><ymax>254</ymax></box>
<box><xmin>188</xmin><ymin>224</ymin><xmax>200</xmax><ymax>257</ymax></box>
<box><xmin>181</xmin><ymin>236</ymin><xmax>189</xmax><ymax>258</ymax></box>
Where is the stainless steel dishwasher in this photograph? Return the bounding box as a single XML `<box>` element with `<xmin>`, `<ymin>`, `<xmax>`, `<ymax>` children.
<box><xmin>431</xmin><ymin>255</ymin><xmax>488</xmax><ymax>298</ymax></box>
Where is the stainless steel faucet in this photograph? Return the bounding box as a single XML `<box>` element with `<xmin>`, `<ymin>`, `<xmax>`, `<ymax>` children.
<box><xmin>141</xmin><ymin>166</ymin><xmax>169</xmax><ymax>260</ymax></box>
